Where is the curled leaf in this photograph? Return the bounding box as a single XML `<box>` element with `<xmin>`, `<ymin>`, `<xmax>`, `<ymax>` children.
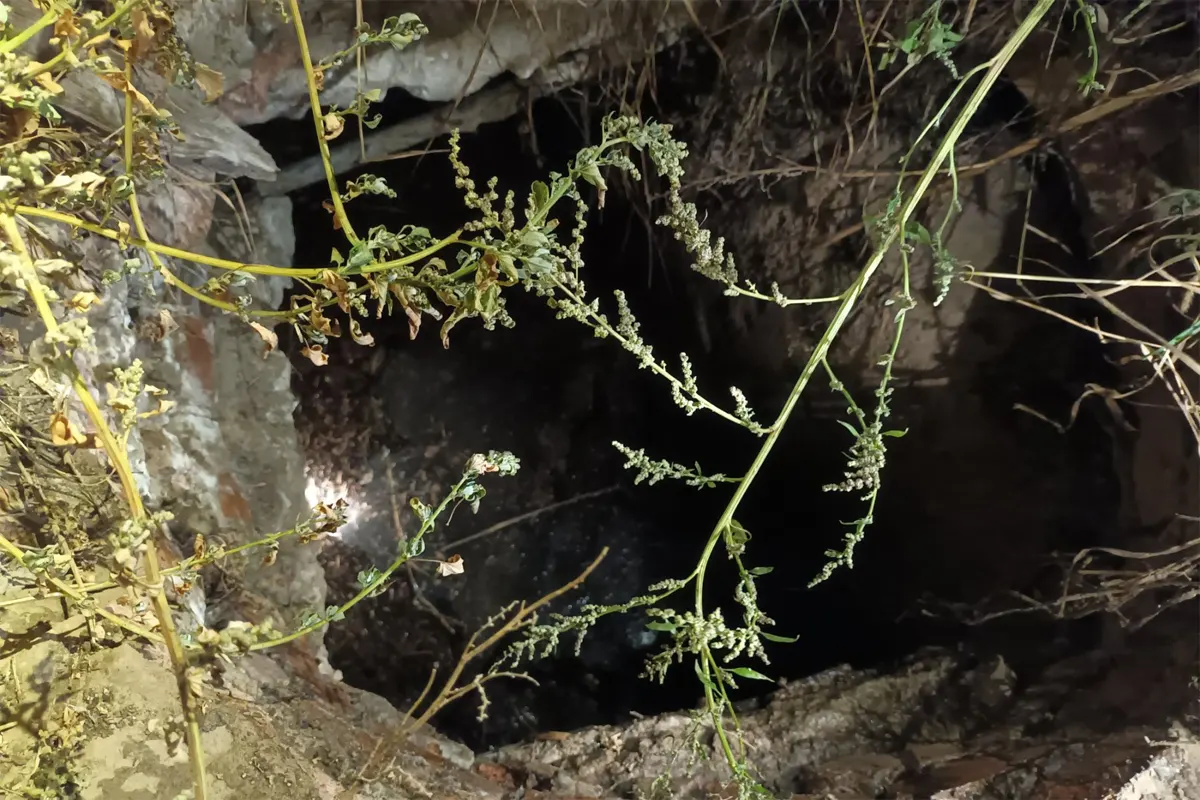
<box><xmin>300</xmin><ymin>345</ymin><xmax>329</xmax><ymax>366</ymax></box>
<box><xmin>54</xmin><ymin>9</ymin><xmax>83</xmax><ymax>39</ymax></box>
<box><xmin>319</xmin><ymin>270</ymin><xmax>353</xmax><ymax>312</ymax></box>
<box><xmin>309</xmin><ymin>304</ymin><xmax>341</xmax><ymax>337</ymax></box>
<box><xmin>193</xmin><ymin>63</ymin><xmax>224</xmax><ymax>103</ymax></box>
<box><xmin>349</xmin><ymin>319</ymin><xmax>375</xmax><ymax>347</ymax></box>
<box><xmin>404</xmin><ymin>305</ymin><xmax>421</xmax><ymax>340</ymax></box>
<box><xmin>66</xmin><ymin>292</ymin><xmax>100</xmax><ymax>312</ymax></box>
<box><xmin>248</xmin><ymin>321</ymin><xmax>278</xmax><ymax>358</ymax></box>
<box><xmin>436</xmin><ymin>554</ymin><xmax>465</xmax><ymax>577</ymax></box>
<box><xmin>49</xmin><ymin>412</ymin><xmax>92</xmax><ymax>447</ymax></box>
<box><xmin>129</xmin><ymin>7</ymin><xmax>157</xmax><ymax>61</ymax></box>
<box><xmin>137</xmin><ymin>308</ymin><xmax>178</xmax><ymax>342</ymax></box>
<box><xmin>322</xmin><ymin>112</ymin><xmax>345</xmax><ymax>141</ymax></box>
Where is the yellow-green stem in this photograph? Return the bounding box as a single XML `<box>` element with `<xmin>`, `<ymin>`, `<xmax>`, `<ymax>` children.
<box><xmin>12</xmin><ymin>205</ymin><xmax>462</xmax><ymax>284</ymax></box>
<box><xmin>0</xmin><ymin>5</ymin><xmax>58</xmax><ymax>56</ymax></box>
<box><xmin>288</xmin><ymin>0</ymin><xmax>358</xmax><ymax>244</ymax></box>
<box><xmin>0</xmin><ymin>530</ymin><xmax>163</xmax><ymax>641</ymax></box>
<box><xmin>120</xmin><ymin>60</ymin><xmax>209</xmax><ymax>800</ymax></box>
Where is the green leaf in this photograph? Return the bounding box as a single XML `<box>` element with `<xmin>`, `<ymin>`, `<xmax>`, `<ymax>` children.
<box><xmin>725</xmin><ymin>519</ymin><xmax>751</xmax><ymax>555</ymax></box>
<box><xmin>693</xmin><ymin>657</ymin><xmax>715</xmax><ymax>689</ymax></box>
<box><xmin>728</xmin><ymin>667</ymin><xmax>772</xmax><ymax>682</ymax></box>
<box><xmin>836</xmin><ymin>419</ymin><xmax>860</xmax><ymax>437</ymax></box>
<box><xmin>882</xmin><ymin>428</ymin><xmax>908</xmax><ymax>438</ymax></box>
<box><xmin>356</xmin><ymin>568</ymin><xmax>380</xmax><ymax>590</ymax></box>
<box><xmin>906</xmin><ymin>220</ymin><xmax>932</xmax><ymax>245</ymax></box>
<box><xmin>761</xmin><ymin>631</ymin><xmax>799</xmax><ymax>644</ymax></box>
<box><xmin>579</xmin><ymin>162</ymin><xmax>607</xmax><ymax>192</ymax></box>
<box><xmin>749</xmin><ymin>566</ymin><xmax>774</xmax><ymax>576</ymax></box>
<box><xmin>645</xmin><ymin>621</ymin><xmax>676</xmax><ymax>632</ymax></box>
<box><xmin>530</xmin><ymin>180</ymin><xmax>549</xmax><ymax>211</ymax></box>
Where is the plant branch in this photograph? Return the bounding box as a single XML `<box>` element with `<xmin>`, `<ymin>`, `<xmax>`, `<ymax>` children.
<box><xmin>288</xmin><ymin>0</ymin><xmax>359</xmax><ymax>244</ymax></box>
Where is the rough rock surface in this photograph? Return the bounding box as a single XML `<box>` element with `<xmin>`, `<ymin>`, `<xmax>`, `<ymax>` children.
<box><xmin>0</xmin><ymin>583</ymin><xmax>491</xmax><ymax>800</ymax></box>
<box><xmin>483</xmin><ymin>637</ymin><xmax>1199</xmax><ymax>800</ymax></box>
<box><xmin>198</xmin><ymin>0</ymin><xmax>693</xmax><ymax>126</ymax></box>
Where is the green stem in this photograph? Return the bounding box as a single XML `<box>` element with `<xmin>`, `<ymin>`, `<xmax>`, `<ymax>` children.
<box><xmin>250</xmin><ymin>475</ymin><xmax>470</xmax><ymax>651</ymax></box>
<box><xmin>690</xmin><ymin>0</ymin><xmax>1056</xmax><ymax>769</ymax></box>
<box><xmin>0</xmin><ymin>5</ymin><xmax>58</xmax><ymax>56</ymax></box>
<box><xmin>1074</xmin><ymin>0</ymin><xmax>1101</xmax><ymax>93</ymax></box>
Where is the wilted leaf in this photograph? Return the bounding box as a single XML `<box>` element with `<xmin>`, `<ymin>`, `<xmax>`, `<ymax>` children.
<box><xmin>322</xmin><ymin>112</ymin><xmax>344</xmax><ymax>141</ymax></box>
<box><xmin>32</xmin><ymin>72</ymin><xmax>63</xmax><ymax>96</ymax></box>
<box><xmin>136</xmin><ymin>308</ymin><xmax>178</xmax><ymax>342</ymax></box>
<box><xmin>49</xmin><ymin>412</ymin><xmax>92</xmax><ymax>447</ymax></box>
<box><xmin>65</xmin><ymin>292</ymin><xmax>100</xmax><ymax>312</ymax></box>
<box><xmin>309</xmin><ymin>304</ymin><xmax>340</xmax><ymax>337</ymax></box>
<box><xmin>98</xmin><ymin>70</ymin><xmax>130</xmax><ymax>92</ymax></box>
<box><xmin>193</xmin><ymin>63</ymin><xmax>224</xmax><ymax>103</ymax></box>
<box><xmin>12</xmin><ymin>107</ymin><xmax>37</xmax><ymax>137</ymax></box>
<box><xmin>322</xmin><ymin>200</ymin><xmax>342</xmax><ymax>231</ymax></box>
<box><xmin>140</xmin><ymin>396</ymin><xmax>175</xmax><ymax>419</ymax></box>
<box><xmin>301</xmin><ymin>345</ymin><xmax>329</xmax><ymax>366</ymax></box>
<box><xmin>33</xmin><ymin>257</ymin><xmax>73</xmax><ymax>275</ymax></box>
<box><xmin>348</xmin><ymin>319</ymin><xmax>375</xmax><ymax>346</ymax></box>
<box><xmin>54</xmin><ymin>9</ymin><xmax>82</xmax><ymax>39</ymax></box>
<box><xmin>248</xmin><ymin>321</ymin><xmax>278</xmax><ymax>358</ymax></box>
<box><xmin>404</xmin><ymin>305</ymin><xmax>421</xmax><ymax>340</ymax></box>
<box><xmin>106</xmin><ymin>382</ymin><xmax>135</xmax><ymax>415</ymax></box>
<box><xmin>129</xmin><ymin>8</ymin><xmax>157</xmax><ymax>62</ymax></box>
<box><xmin>319</xmin><ymin>270</ymin><xmax>353</xmax><ymax>312</ymax></box>
<box><xmin>436</xmin><ymin>554</ymin><xmax>465</xmax><ymax>577</ymax></box>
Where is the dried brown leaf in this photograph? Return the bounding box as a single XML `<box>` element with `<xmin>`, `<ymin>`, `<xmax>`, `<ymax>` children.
<box><xmin>53</xmin><ymin>9</ymin><xmax>82</xmax><ymax>39</ymax></box>
<box><xmin>349</xmin><ymin>318</ymin><xmax>375</xmax><ymax>347</ymax></box>
<box><xmin>129</xmin><ymin>8</ymin><xmax>157</xmax><ymax>62</ymax></box>
<box><xmin>49</xmin><ymin>412</ymin><xmax>92</xmax><ymax>447</ymax></box>
<box><xmin>248</xmin><ymin>321</ymin><xmax>278</xmax><ymax>358</ymax></box>
<box><xmin>309</xmin><ymin>304</ymin><xmax>340</xmax><ymax>337</ymax></box>
<box><xmin>137</xmin><ymin>308</ymin><xmax>178</xmax><ymax>342</ymax></box>
<box><xmin>301</xmin><ymin>345</ymin><xmax>329</xmax><ymax>366</ymax></box>
<box><xmin>319</xmin><ymin>270</ymin><xmax>352</xmax><ymax>313</ymax></box>
<box><xmin>193</xmin><ymin>63</ymin><xmax>224</xmax><ymax>103</ymax></box>
<box><xmin>321</xmin><ymin>112</ymin><xmax>344</xmax><ymax>141</ymax></box>
<box><xmin>436</xmin><ymin>554</ymin><xmax>465</xmax><ymax>577</ymax></box>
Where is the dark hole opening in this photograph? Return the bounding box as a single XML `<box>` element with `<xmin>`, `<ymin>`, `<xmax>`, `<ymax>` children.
<box><xmin>244</xmin><ymin>43</ymin><xmax>1119</xmax><ymax>751</ymax></box>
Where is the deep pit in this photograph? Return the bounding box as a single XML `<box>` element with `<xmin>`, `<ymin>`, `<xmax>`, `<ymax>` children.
<box><xmin>245</xmin><ymin>37</ymin><xmax>1121</xmax><ymax>751</ymax></box>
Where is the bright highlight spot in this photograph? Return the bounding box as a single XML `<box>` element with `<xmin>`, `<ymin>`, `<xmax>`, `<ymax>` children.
<box><xmin>305</xmin><ymin>475</ymin><xmax>359</xmax><ymax>539</ymax></box>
